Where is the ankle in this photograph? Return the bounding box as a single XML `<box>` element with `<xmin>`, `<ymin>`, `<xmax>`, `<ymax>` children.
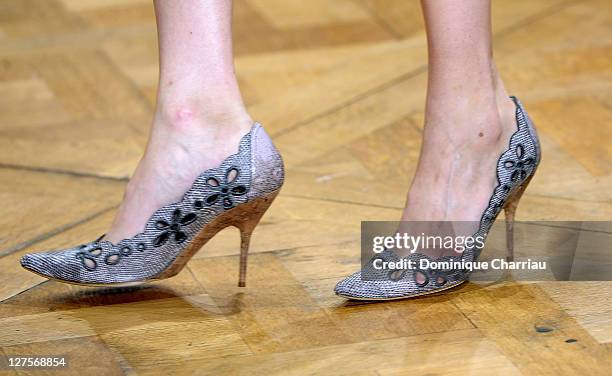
<box><xmin>424</xmin><ymin>96</ymin><xmax>506</xmax><ymax>152</ymax></box>
<box><xmin>155</xmin><ymin>96</ymin><xmax>253</xmax><ymax>135</ymax></box>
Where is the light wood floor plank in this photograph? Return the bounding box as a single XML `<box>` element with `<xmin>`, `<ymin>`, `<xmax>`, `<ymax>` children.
<box><xmin>0</xmin><ymin>169</ymin><xmax>123</xmax><ymax>256</ymax></box>
<box><xmin>454</xmin><ymin>283</ymin><xmax>611</xmax><ymax>375</ymax></box>
<box><xmin>137</xmin><ymin>329</ymin><xmax>520</xmax><ymax>376</ymax></box>
<box><xmin>189</xmin><ymin>253</ymin><xmax>354</xmax><ymax>354</ymax></box>
<box><xmin>540</xmin><ymin>282</ymin><xmax>612</xmax><ymax>344</ymax></box>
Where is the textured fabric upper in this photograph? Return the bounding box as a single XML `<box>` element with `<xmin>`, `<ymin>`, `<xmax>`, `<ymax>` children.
<box><xmin>249</xmin><ymin>123</ymin><xmax>285</xmax><ymax>199</ymax></box>
<box><xmin>20</xmin><ymin>123</ymin><xmax>284</xmax><ymax>284</ymax></box>
<box><xmin>335</xmin><ymin>97</ymin><xmax>542</xmax><ymax>299</ymax></box>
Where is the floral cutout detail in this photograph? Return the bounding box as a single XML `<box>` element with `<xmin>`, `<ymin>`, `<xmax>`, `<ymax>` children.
<box><xmin>503</xmin><ymin>144</ymin><xmax>534</xmax><ymax>185</ymax></box>
<box><xmin>76</xmin><ymin>244</ymin><xmax>102</xmax><ymax>271</ymax></box>
<box><xmin>482</xmin><ymin>200</ymin><xmax>504</xmax><ymax>224</ymax></box>
<box><xmin>196</xmin><ymin>167</ymin><xmax>248</xmax><ymax>210</ymax></box>
<box><xmin>429</xmin><ymin>269</ymin><xmax>448</xmax><ymax>287</ymax></box>
<box><xmin>413</xmin><ymin>269</ymin><xmax>429</xmax><ymax>287</ymax></box>
<box><xmin>409</xmin><ymin>255</ymin><xmax>464</xmax><ymax>288</ymax></box>
<box><xmin>105</xmin><ymin>245</ymin><xmax>134</xmax><ymax>266</ymax></box>
<box><xmin>153</xmin><ymin>209</ymin><xmax>197</xmax><ymax>247</ymax></box>
<box><xmin>388</xmin><ymin>269</ymin><xmax>407</xmax><ymax>282</ymax></box>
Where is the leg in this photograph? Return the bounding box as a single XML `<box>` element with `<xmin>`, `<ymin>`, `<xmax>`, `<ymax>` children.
<box><xmin>105</xmin><ymin>0</ymin><xmax>251</xmax><ymax>242</ymax></box>
<box><xmin>401</xmin><ymin>0</ymin><xmax>517</xmax><ymax>254</ymax></box>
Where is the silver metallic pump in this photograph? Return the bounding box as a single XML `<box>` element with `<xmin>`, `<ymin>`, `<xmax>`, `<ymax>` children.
<box><xmin>21</xmin><ymin>123</ymin><xmax>284</xmax><ymax>287</ymax></box>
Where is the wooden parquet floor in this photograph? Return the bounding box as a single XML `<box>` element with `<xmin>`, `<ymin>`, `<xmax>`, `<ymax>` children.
<box><xmin>0</xmin><ymin>0</ymin><xmax>611</xmax><ymax>375</ymax></box>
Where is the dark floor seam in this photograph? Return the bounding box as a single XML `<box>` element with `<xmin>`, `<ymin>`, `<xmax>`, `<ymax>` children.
<box><xmin>0</xmin><ymin>206</ymin><xmax>118</xmax><ymax>258</ymax></box>
<box><xmin>0</xmin><ymin>163</ymin><xmax>129</xmax><ymax>182</ymax></box>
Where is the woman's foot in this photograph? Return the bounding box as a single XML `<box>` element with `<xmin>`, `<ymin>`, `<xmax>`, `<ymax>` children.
<box><xmin>399</xmin><ymin>81</ymin><xmax>518</xmax><ymax>259</ymax></box>
<box><xmin>104</xmin><ymin>101</ymin><xmax>253</xmax><ymax>243</ymax></box>
<box><xmin>335</xmin><ymin>93</ymin><xmax>541</xmax><ymax>300</ymax></box>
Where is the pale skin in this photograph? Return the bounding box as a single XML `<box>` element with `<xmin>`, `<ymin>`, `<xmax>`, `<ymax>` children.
<box><xmin>106</xmin><ymin>0</ymin><xmax>252</xmax><ymax>242</ymax></box>
<box><xmin>105</xmin><ymin>0</ymin><xmax>520</xmax><ymax>261</ymax></box>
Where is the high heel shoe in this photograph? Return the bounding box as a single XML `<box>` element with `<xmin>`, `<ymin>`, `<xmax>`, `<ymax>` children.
<box><xmin>335</xmin><ymin>96</ymin><xmax>541</xmax><ymax>300</ymax></box>
<box><xmin>20</xmin><ymin>123</ymin><xmax>284</xmax><ymax>287</ymax></box>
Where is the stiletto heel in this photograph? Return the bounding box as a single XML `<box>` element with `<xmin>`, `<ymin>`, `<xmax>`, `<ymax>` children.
<box><xmin>238</xmin><ymin>229</ymin><xmax>251</xmax><ymax>287</ymax></box>
<box><xmin>20</xmin><ymin>123</ymin><xmax>284</xmax><ymax>286</ymax></box>
<box><xmin>335</xmin><ymin>96</ymin><xmax>542</xmax><ymax>300</ymax></box>
<box><xmin>503</xmin><ymin>175</ymin><xmax>530</xmax><ymax>262</ymax></box>
<box><xmin>233</xmin><ymin>190</ymin><xmax>279</xmax><ymax>287</ymax></box>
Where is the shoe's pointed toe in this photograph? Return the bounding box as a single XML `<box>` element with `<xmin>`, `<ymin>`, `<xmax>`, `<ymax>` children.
<box><xmin>20</xmin><ymin>248</ymin><xmax>90</xmax><ymax>283</ymax></box>
<box><xmin>20</xmin><ymin>252</ymin><xmax>37</xmax><ymax>271</ymax></box>
<box><xmin>20</xmin><ymin>252</ymin><xmax>55</xmax><ymax>279</ymax></box>
<box><xmin>334</xmin><ymin>272</ymin><xmax>359</xmax><ymax>297</ymax></box>
<box><xmin>334</xmin><ymin>271</ymin><xmax>391</xmax><ymax>300</ymax></box>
